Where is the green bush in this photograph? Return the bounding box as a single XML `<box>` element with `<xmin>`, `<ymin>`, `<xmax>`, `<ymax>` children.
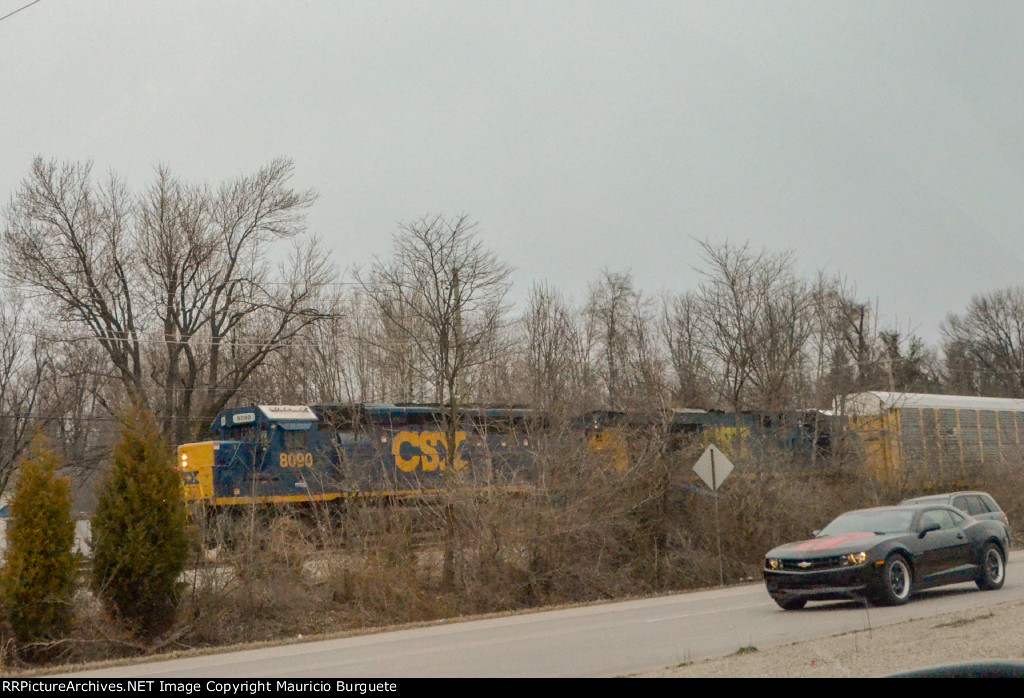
<box><xmin>90</xmin><ymin>405</ymin><xmax>190</xmax><ymax>640</ymax></box>
<box><xmin>0</xmin><ymin>436</ymin><xmax>76</xmax><ymax>661</ymax></box>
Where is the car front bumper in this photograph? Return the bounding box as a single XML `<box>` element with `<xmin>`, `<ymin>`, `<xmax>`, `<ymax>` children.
<box><xmin>764</xmin><ymin>562</ymin><xmax>881</xmax><ymax>603</ymax></box>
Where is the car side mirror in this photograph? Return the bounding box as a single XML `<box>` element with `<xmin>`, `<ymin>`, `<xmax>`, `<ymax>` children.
<box><xmin>918</xmin><ymin>522</ymin><xmax>941</xmax><ymax>538</ymax></box>
<box><xmin>811</xmin><ymin>529</ymin><xmax>820</xmax><ymax>537</ymax></box>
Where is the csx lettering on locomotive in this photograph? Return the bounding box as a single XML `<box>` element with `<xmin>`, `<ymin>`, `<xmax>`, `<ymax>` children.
<box><xmin>391</xmin><ymin>430</ymin><xmax>468</xmax><ymax>472</ymax></box>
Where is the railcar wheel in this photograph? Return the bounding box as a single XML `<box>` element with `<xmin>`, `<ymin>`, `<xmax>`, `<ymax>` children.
<box><xmin>875</xmin><ymin>555</ymin><xmax>912</xmax><ymax>606</ymax></box>
<box><xmin>976</xmin><ymin>543</ymin><xmax>1006</xmax><ymax>591</ymax></box>
<box><xmin>773</xmin><ymin>596</ymin><xmax>807</xmax><ymax>610</ymax></box>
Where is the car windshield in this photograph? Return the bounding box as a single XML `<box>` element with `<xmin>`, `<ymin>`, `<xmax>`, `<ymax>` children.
<box><xmin>818</xmin><ymin>509</ymin><xmax>914</xmax><ymax>536</ymax></box>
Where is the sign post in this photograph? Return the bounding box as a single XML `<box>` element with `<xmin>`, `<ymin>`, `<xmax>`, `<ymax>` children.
<box><xmin>693</xmin><ymin>444</ymin><xmax>734</xmax><ymax>586</ymax></box>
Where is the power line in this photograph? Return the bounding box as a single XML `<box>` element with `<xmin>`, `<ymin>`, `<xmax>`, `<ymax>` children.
<box><xmin>0</xmin><ymin>0</ymin><xmax>43</xmax><ymax>24</ymax></box>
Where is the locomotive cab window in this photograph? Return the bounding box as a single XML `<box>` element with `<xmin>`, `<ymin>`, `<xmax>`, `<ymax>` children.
<box><xmin>231</xmin><ymin>425</ymin><xmax>257</xmax><ymax>442</ymax></box>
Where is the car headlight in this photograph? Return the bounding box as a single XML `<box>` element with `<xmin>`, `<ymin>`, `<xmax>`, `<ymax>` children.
<box><xmin>843</xmin><ymin>552</ymin><xmax>867</xmax><ymax>566</ymax></box>
<box><xmin>766</xmin><ymin>558</ymin><xmax>782</xmax><ymax>570</ymax></box>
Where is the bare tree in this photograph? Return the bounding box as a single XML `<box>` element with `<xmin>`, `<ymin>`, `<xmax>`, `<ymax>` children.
<box><xmin>37</xmin><ymin>340</ymin><xmax>113</xmax><ymax>501</ymax></box>
<box><xmin>586</xmin><ymin>269</ymin><xmax>666</xmax><ymax>409</ymax></box>
<box><xmin>692</xmin><ymin>240</ymin><xmax>805</xmax><ymax>411</ymax></box>
<box><xmin>0</xmin><ymin>293</ymin><xmax>48</xmax><ymax>497</ymax></box>
<box><xmin>367</xmin><ymin>293</ymin><xmax>434</xmax><ymax>403</ymax></box>
<box><xmin>519</xmin><ymin>282</ymin><xmax>593</xmax><ymax>409</ymax></box>
<box><xmin>3</xmin><ymin>157</ymin><xmax>336</xmax><ymax>443</ymax></box>
<box><xmin>659</xmin><ymin>290</ymin><xmax>710</xmax><ymax>408</ymax></box>
<box><xmin>254</xmin><ymin>283</ymin><xmax>439</xmax><ymax>406</ymax></box>
<box><xmin>4</xmin><ymin>161</ymin><xmax>140</xmax><ymax>402</ymax></box>
<box><xmin>586</xmin><ymin>270</ymin><xmax>632</xmax><ymax>408</ymax></box>
<box><xmin>357</xmin><ymin>214</ymin><xmax>514</xmax><ymax>417</ymax></box>
<box><xmin>745</xmin><ymin>267</ymin><xmax>813</xmax><ymax>412</ymax></box>
<box><xmin>803</xmin><ymin>273</ymin><xmax>929</xmax><ymax>412</ymax></box>
<box><xmin>806</xmin><ymin>275</ymin><xmax>868</xmax><ymax>404</ymax></box>
<box><xmin>942</xmin><ymin>287</ymin><xmax>1024</xmax><ymax>397</ymax></box>
<box><xmin>691</xmin><ymin>246</ymin><xmax>924</xmax><ymax>413</ymax></box>
<box><xmin>462</xmin><ymin>319</ymin><xmax>518</xmax><ymax>405</ymax></box>
<box><xmin>282</xmin><ymin>288</ymin><xmax>375</xmax><ymax>404</ymax></box>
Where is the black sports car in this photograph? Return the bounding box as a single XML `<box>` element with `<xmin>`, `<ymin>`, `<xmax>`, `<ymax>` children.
<box><xmin>763</xmin><ymin>504</ymin><xmax>1009</xmax><ymax>610</ymax></box>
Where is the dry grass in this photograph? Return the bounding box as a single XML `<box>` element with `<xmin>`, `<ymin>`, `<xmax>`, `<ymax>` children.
<box><xmin>5</xmin><ymin>426</ymin><xmax>1023</xmax><ymax>673</ymax></box>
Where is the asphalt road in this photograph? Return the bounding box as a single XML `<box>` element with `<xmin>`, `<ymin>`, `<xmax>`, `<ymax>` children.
<box><xmin>58</xmin><ymin>554</ymin><xmax>1024</xmax><ymax>678</ymax></box>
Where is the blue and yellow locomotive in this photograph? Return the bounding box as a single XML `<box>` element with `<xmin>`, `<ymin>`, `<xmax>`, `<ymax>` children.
<box><xmin>178</xmin><ymin>404</ymin><xmax>541</xmax><ymax>508</ymax></box>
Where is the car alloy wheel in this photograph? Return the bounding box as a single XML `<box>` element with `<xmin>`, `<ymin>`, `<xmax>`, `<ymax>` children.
<box><xmin>976</xmin><ymin>543</ymin><xmax>1006</xmax><ymax>591</ymax></box>
<box><xmin>877</xmin><ymin>555</ymin><xmax>912</xmax><ymax>606</ymax></box>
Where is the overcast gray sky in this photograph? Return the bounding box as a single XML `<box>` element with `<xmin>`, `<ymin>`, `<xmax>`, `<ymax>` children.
<box><xmin>2</xmin><ymin>1</ymin><xmax>1023</xmax><ymax>345</ymax></box>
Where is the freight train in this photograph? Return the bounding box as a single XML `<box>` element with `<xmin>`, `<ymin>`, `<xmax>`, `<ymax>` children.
<box><xmin>177</xmin><ymin>402</ymin><xmax>834</xmax><ymax>509</ymax></box>
<box><xmin>177</xmin><ymin>391</ymin><xmax>1024</xmax><ymax>510</ymax></box>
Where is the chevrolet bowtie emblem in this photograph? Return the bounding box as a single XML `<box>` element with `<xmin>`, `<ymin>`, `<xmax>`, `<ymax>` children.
<box><xmin>797</xmin><ymin>561</ymin><xmax>812</xmax><ymax>568</ymax></box>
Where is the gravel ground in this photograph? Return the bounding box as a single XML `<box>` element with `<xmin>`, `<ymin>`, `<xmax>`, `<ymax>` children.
<box><xmin>635</xmin><ymin>597</ymin><xmax>1024</xmax><ymax>678</ymax></box>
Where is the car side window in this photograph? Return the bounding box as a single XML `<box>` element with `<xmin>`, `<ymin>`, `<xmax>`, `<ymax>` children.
<box><xmin>919</xmin><ymin>509</ymin><xmax>964</xmax><ymax>531</ymax></box>
<box><xmin>917</xmin><ymin>510</ymin><xmax>946</xmax><ymax>532</ymax></box>
<box><xmin>951</xmin><ymin>496</ymin><xmax>968</xmax><ymax>511</ymax></box>
<box><xmin>946</xmin><ymin>509</ymin><xmax>967</xmax><ymax>527</ymax></box>
<box><xmin>961</xmin><ymin>495</ymin><xmax>986</xmax><ymax>515</ymax></box>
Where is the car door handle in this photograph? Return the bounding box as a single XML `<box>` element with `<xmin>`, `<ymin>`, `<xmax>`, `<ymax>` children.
<box><xmin>956</xmin><ymin>533</ymin><xmax>965</xmax><ymax>539</ymax></box>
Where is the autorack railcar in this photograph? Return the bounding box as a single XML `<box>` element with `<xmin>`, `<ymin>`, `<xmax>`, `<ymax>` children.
<box><xmin>839</xmin><ymin>391</ymin><xmax>1024</xmax><ymax>488</ymax></box>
